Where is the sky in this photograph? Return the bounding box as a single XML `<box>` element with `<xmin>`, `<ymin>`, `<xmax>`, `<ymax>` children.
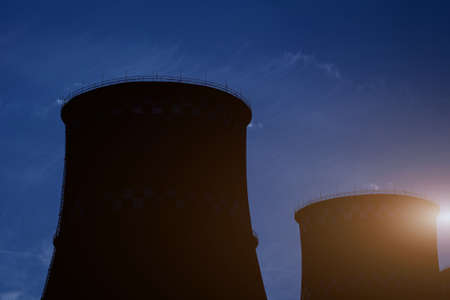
<box><xmin>1</xmin><ymin>0</ymin><xmax>450</xmax><ymax>299</ymax></box>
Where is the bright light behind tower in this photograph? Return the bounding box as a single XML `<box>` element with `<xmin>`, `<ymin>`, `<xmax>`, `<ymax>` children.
<box><xmin>438</xmin><ymin>211</ymin><xmax>450</xmax><ymax>224</ymax></box>
<box><xmin>436</xmin><ymin>208</ymin><xmax>450</xmax><ymax>270</ymax></box>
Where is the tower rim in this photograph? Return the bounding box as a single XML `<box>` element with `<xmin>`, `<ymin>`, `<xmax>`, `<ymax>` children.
<box><xmin>295</xmin><ymin>190</ymin><xmax>438</xmax><ymax>222</ymax></box>
<box><xmin>60</xmin><ymin>75</ymin><xmax>251</xmax><ymax>110</ymax></box>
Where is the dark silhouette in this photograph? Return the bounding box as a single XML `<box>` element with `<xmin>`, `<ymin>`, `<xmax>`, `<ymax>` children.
<box><xmin>41</xmin><ymin>79</ymin><xmax>267</xmax><ymax>300</ymax></box>
<box><xmin>440</xmin><ymin>268</ymin><xmax>450</xmax><ymax>298</ymax></box>
<box><xmin>41</xmin><ymin>77</ymin><xmax>449</xmax><ymax>300</ymax></box>
<box><xmin>295</xmin><ymin>193</ymin><xmax>441</xmax><ymax>300</ymax></box>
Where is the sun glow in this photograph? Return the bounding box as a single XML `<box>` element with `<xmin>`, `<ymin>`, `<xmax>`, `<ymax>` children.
<box><xmin>437</xmin><ymin>211</ymin><xmax>450</xmax><ymax>224</ymax></box>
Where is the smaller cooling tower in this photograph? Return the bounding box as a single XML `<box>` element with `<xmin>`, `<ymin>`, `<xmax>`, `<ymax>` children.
<box><xmin>295</xmin><ymin>193</ymin><xmax>440</xmax><ymax>300</ymax></box>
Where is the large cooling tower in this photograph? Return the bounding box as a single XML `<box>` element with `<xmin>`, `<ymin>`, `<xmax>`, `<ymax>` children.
<box><xmin>295</xmin><ymin>193</ymin><xmax>440</xmax><ymax>300</ymax></box>
<box><xmin>41</xmin><ymin>78</ymin><xmax>267</xmax><ymax>300</ymax></box>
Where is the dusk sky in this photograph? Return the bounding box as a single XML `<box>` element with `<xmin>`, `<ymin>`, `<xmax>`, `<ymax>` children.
<box><xmin>2</xmin><ymin>1</ymin><xmax>450</xmax><ymax>299</ymax></box>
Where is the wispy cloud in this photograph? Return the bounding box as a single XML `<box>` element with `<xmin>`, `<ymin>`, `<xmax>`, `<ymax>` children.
<box><xmin>283</xmin><ymin>51</ymin><xmax>315</xmax><ymax>67</ymax></box>
<box><xmin>0</xmin><ymin>240</ymin><xmax>51</xmax><ymax>300</ymax></box>
<box><xmin>36</xmin><ymin>243</ymin><xmax>52</xmax><ymax>266</ymax></box>
<box><xmin>0</xmin><ymin>243</ymin><xmax>52</xmax><ymax>267</ymax></box>
<box><xmin>248</xmin><ymin>122</ymin><xmax>264</xmax><ymax>129</ymax></box>
<box><xmin>0</xmin><ymin>98</ymin><xmax>24</xmax><ymax>117</ymax></box>
<box><xmin>19</xmin><ymin>150</ymin><xmax>64</xmax><ymax>186</ymax></box>
<box><xmin>366</xmin><ymin>183</ymin><xmax>380</xmax><ymax>191</ymax></box>
<box><xmin>0</xmin><ymin>291</ymin><xmax>22</xmax><ymax>300</ymax></box>
<box><xmin>0</xmin><ymin>250</ymin><xmax>34</xmax><ymax>258</ymax></box>
<box><xmin>263</xmin><ymin>50</ymin><xmax>342</xmax><ymax>80</ymax></box>
<box><xmin>317</xmin><ymin>62</ymin><xmax>341</xmax><ymax>79</ymax></box>
<box><xmin>32</xmin><ymin>99</ymin><xmax>63</xmax><ymax>119</ymax></box>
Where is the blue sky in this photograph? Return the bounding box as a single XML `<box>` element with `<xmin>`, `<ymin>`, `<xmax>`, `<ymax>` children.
<box><xmin>1</xmin><ymin>1</ymin><xmax>450</xmax><ymax>299</ymax></box>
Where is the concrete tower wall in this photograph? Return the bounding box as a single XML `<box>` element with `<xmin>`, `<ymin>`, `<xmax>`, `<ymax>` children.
<box><xmin>42</xmin><ymin>82</ymin><xmax>266</xmax><ymax>300</ymax></box>
<box><xmin>440</xmin><ymin>268</ymin><xmax>450</xmax><ymax>299</ymax></box>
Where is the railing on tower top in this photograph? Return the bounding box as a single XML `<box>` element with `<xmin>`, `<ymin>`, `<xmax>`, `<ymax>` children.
<box><xmin>62</xmin><ymin>75</ymin><xmax>250</xmax><ymax>107</ymax></box>
<box><xmin>298</xmin><ymin>189</ymin><xmax>430</xmax><ymax>210</ymax></box>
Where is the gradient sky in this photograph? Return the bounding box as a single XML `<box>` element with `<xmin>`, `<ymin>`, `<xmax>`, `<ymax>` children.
<box><xmin>2</xmin><ymin>1</ymin><xmax>450</xmax><ymax>299</ymax></box>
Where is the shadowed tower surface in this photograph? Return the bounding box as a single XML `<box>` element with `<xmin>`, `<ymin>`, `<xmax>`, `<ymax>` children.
<box><xmin>440</xmin><ymin>268</ymin><xmax>450</xmax><ymax>299</ymax></box>
<box><xmin>295</xmin><ymin>193</ymin><xmax>441</xmax><ymax>300</ymax></box>
<box><xmin>41</xmin><ymin>80</ymin><xmax>267</xmax><ymax>300</ymax></box>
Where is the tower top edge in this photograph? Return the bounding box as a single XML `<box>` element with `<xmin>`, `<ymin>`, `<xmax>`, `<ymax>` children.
<box><xmin>61</xmin><ymin>75</ymin><xmax>251</xmax><ymax>109</ymax></box>
<box><xmin>295</xmin><ymin>190</ymin><xmax>438</xmax><ymax>217</ymax></box>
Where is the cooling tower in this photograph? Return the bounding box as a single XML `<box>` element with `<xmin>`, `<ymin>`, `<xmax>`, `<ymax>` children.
<box><xmin>295</xmin><ymin>193</ymin><xmax>440</xmax><ymax>300</ymax></box>
<box><xmin>41</xmin><ymin>78</ymin><xmax>267</xmax><ymax>300</ymax></box>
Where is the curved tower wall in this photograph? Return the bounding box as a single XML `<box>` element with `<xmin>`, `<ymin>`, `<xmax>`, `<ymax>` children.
<box><xmin>295</xmin><ymin>193</ymin><xmax>440</xmax><ymax>300</ymax></box>
<box><xmin>42</xmin><ymin>82</ymin><xmax>266</xmax><ymax>300</ymax></box>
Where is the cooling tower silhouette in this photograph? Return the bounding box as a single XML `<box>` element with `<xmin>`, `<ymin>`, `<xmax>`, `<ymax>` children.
<box><xmin>295</xmin><ymin>193</ymin><xmax>440</xmax><ymax>300</ymax></box>
<box><xmin>41</xmin><ymin>79</ymin><xmax>267</xmax><ymax>300</ymax></box>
